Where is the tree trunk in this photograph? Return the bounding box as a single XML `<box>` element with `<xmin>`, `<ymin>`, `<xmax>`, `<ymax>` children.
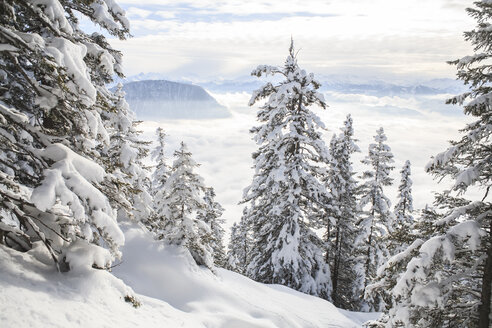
<box><xmin>478</xmin><ymin>219</ymin><xmax>492</xmax><ymax>328</ymax></box>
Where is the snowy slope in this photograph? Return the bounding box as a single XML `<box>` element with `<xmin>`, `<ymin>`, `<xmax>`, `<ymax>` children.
<box><xmin>0</xmin><ymin>225</ymin><xmax>378</xmax><ymax>328</ymax></box>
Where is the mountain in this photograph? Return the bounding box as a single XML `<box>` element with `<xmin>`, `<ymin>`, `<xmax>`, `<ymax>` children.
<box><xmin>119</xmin><ymin>80</ymin><xmax>230</xmax><ymax>119</ymax></box>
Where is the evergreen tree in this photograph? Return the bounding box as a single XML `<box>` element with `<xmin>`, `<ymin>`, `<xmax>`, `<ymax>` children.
<box><xmin>151</xmin><ymin>127</ymin><xmax>170</xmax><ymax>196</ymax></box>
<box><xmin>155</xmin><ymin>142</ymin><xmax>213</xmax><ymax>269</ymax></box>
<box><xmin>357</xmin><ymin>127</ymin><xmax>395</xmax><ymax>311</ymax></box>
<box><xmin>387</xmin><ymin>160</ymin><xmax>414</xmax><ymax>255</ymax></box>
<box><xmin>145</xmin><ymin>127</ymin><xmax>170</xmax><ymax>232</ymax></box>
<box><xmin>242</xmin><ymin>40</ymin><xmax>332</xmax><ymax>299</ymax></box>
<box><xmin>324</xmin><ymin>115</ymin><xmax>363</xmax><ymax>309</ymax></box>
<box><xmin>0</xmin><ymin>0</ymin><xmax>130</xmax><ymax>271</ymax></box>
<box><xmin>377</xmin><ymin>2</ymin><xmax>492</xmax><ymax>326</ymax></box>
<box><xmin>198</xmin><ymin>187</ymin><xmax>226</xmax><ymax>267</ymax></box>
<box><xmin>104</xmin><ymin>84</ymin><xmax>153</xmax><ymax>224</ymax></box>
<box><xmin>226</xmin><ymin>212</ymin><xmax>252</xmax><ymax>275</ymax></box>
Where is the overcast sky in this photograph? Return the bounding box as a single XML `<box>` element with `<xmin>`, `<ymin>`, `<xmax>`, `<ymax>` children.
<box><xmin>109</xmin><ymin>0</ymin><xmax>476</xmax><ymax>82</ymax></box>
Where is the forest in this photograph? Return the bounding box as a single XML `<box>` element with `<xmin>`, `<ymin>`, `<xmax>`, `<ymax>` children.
<box><xmin>0</xmin><ymin>1</ymin><xmax>490</xmax><ymax>328</ymax></box>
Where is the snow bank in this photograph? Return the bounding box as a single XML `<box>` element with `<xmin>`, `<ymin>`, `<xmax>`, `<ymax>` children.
<box><xmin>0</xmin><ymin>224</ymin><xmax>377</xmax><ymax>327</ymax></box>
<box><xmin>113</xmin><ymin>224</ymin><xmax>377</xmax><ymax>328</ymax></box>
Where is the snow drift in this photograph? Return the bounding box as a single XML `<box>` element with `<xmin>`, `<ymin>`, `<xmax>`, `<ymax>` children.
<box><xmin>0</xmin><ymin>224</ymin><xmax>378</xmax><ymax>327</ymax></box>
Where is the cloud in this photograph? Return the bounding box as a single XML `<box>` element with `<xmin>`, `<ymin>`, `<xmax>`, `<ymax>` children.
<box><xmin>137</xmin><ymin>90</ymin><xmax>474</xmax><ymax>234</ymax></box>
<box><xmin>109</xmin><ymin>0</ymin><xmax>476</xmax><ymax>80</ymax></box>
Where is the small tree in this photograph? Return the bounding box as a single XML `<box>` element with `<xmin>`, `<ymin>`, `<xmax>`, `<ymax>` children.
<box><xmin>357</xmin><ymin>127</ymin><xmax>395</xmax><ymax>311</ymax></box>
<box><xmin>155</xmin><ymin>142</ymin><xmax>213</xmax><ymax>269</ymax></box>
<box><xmin>386</xmin><ymin>160</ymin><xmax>414</xmax><ymax>255</ymax></box>
<box><xmin>198</xmin><ymin>187</ymin><xmax>226</xmax><ymax>267</ymax></box>
<box><xmin>226</xmin><ymin>212</ymin><xmax>252</xmax><ymax>275</ymax></box>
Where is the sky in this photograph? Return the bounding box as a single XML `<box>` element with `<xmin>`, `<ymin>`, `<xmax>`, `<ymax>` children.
<box><xmin>109</xmin><ymin>0</ymin><xmax>476</xmax><ymax>82</ymax></box>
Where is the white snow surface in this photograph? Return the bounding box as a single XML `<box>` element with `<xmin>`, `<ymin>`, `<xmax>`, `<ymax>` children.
<box><xmin>0</xmin><ymin>224</ymin><xmax>378</xmax><ymax>327</ymax></box>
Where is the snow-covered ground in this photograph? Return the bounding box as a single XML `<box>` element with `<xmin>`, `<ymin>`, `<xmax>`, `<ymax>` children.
<box><xmin>0</xmin><ymin>224</ymin><xmax>379</xmax><ymax>328</ymax></box>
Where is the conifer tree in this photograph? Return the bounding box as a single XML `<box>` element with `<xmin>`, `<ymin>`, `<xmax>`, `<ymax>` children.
<box><xmin>104</xmin><ymin>84</ymin><xmax>152</xmax><ymax>224</ymax></box>
<box><xmin>376</xmin><ymin>2</ymin><xmax>492</xmax><ymax>326</ymax></box>
<box><xmin>324</xmin><ymin>115</ymin><xmax>363</xmax><ymax>309</ymax></box>
<box><xmin>387</xmin><ymin>160</ymin><xmax>414</xmax><ymax>255</ymax></box>
<box><xmin>155</xmin><ymin>142</ymin><xmax>213</xmax><ymax>269</ymax></box>
<box><xmin>226</xmin><ymin>213</ymin><xmax>252</xmax><ymax>275</ymax></box>
<box><xmin>357</xmin><ymin>127</ymin><xmax>395</xmax><ymax>311</ymax></box>
<box><xmin>0</xmin><ymin>0</ymin><xmax>130</xmax><ymax>271</ymax></box>
<box><xmin>242</xmin><ymin>40</ymin><xmax>332</xmax><ymax>299</ymax></box>
<box><xmin>198</xmin><ymin>187</ymin><xmax>226</xmax><ymax>267</ymax></box>
<box><xmin>151</xmin><ymin>127</ymin><xmax>170</xmax><ymax>195</ymax></box>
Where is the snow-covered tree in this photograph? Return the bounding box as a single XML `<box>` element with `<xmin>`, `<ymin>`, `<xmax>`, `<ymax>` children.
<box><xmin>226</xmin><ymin>212</ymin><xmax>252</xmax><ymax>275</ymax></box>
<box><xmin>386</xmin><ymin>160</ymin><xmax>414</xmax><ymax>255</ymax></box>
<box><xmin>242</xmin><ymin>40</ymin><xmax>332</xmax><ymax>299</ymax></box>
<box><xmin>375</xmin><ymin>2</ymin><xmax>492</xmax><ymax>326</ymax></box>
<box><xmin>324</xmin><ymin>115</ymin><xmax>363</xmax><ymax>309</ymax></box>
<box><xmin>104</xmin><ymin>84</ymin><xmax>152</xmax><ymax>224</ymax></box>
<box><xmin>151</xmin><ymin>127</ymin><xmax>170</xmax><ymax>195</ymax></box>
<box><xmin>144</xmin><ymin>127</ymin><xmax>170</xmax><ymax>232</ymax></box>
<box><xmin>357</xmin><ymin>127</ymin><xmax>395</xmax><ymax>311</ymax></box>
<box><xmin>198</xmin><ymin>187</ymin><xmax>226</xmax><ymax>267</ymax></box>
<box><xmin>0</xmin><ymin>0</ymin><xmax>131</xmax><ymax>271</ymax></box>
<box><xmin>154</xmin><ymin>142</ymin><xmax>213</xmax><ymax>269</ymax></box>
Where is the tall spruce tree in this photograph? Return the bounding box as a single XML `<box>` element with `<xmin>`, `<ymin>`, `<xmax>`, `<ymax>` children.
<box><xmin>242</xmin><ymin>40</ymin><xmax>332</xmax><ymax>299</ymax></box>
<box><xmin>324</xmin><ymin>114</ymin><xmax>363</xmax><ymax>309</ymax></box>
<box><xmin>0</xmin><ymin>0</ymin><xmax>131</xmax><ymax>271</ymax></box>
<box><xmin>155</xmin><ymin>142</ymin><xmax>214</xmax><ymax>269</ymax></box>
<box><xmin>357</xmin><ymin>127</ymin><xmax>395</xmax><ymax>311</ymax></box>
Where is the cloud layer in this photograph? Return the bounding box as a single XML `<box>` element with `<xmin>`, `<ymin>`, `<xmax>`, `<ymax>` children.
<box><xmin>110</xmin><ymin>0</ymin><xmax>476</xmax><ymax>81</ymax></box>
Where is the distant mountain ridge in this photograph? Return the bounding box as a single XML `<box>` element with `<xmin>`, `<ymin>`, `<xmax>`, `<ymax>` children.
<box><xmin>119</xmin><ymin>80</ymin><xmax>230</xmax><ymax>119</ymax></box>
<box><xmin>116</xmin><ymin>73</ymin><xmax>467</xmax><ymax>96</ymax></box>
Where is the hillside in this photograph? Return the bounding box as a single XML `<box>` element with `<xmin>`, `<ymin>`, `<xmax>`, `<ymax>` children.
<box><xmin>120</xmin><ymin>80</ymin><xmax>230</xmax><ymax>119</ymax></box>
<box><xmin>0</xmin><ymin>224</ymin><xmax>379</xmax><ymax>328</ymax></box>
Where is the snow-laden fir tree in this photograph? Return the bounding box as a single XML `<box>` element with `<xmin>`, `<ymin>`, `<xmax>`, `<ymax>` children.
<box><xmin>376</xmin><ymin>2</ymin><xmax>492</xmax><ymax>327</ymax></box>
<box><xmin>0</xmin><ymin>0</ymin><xmax>131</xmax><ymax>271</ymax></box>
<box><xmin>386</xmin><ymin>160</ymin><xmax>414</xmax><ymax>255</ymax></box>
<box><xmin>324</xmin><ymin>115</ymin><xmax>363</xmax><ymax>309</ymax></box>
<box><xmin>145</xmin><ymin>127</ymin><xmax>170</xmax><ymax>232</ymax></box>
<box><xmin>151</xmin><ymin>127</ymin><xmax>170</xmax><ymax>195</ymax></box>
<box><xmin>154</xmin><ymin>142</ymin><xmax>214</xmax><ymax>269</ymax></box>
<box><xmin>104</xmin><ymin>84</ymin><xmax>153</xmax><ymax>224</ymax></box>
<box><xmin>356</xmin><ymin>127</ymin><xmax>395</xmax><ymax>311</ymax></box>
<box><xmin>242</xmin><ymin>40</ymin><xmax>332</xmax><ymax>299</ymax></box>
<box><xmin>226</xmin><ymin>212</ymin><xmax>252</xmax><ymax>275</ymax></box>
<box><xmin>197</xmin><ymin>187</ymin><xmax>226</xmax><ymax>267</ymax></box>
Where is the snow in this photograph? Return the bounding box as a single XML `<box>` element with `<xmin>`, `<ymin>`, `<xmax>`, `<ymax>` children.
<box><xmin>0</xmin><ymin>225</ymin><xmax>377</xmax><ymax>327</ymax></box>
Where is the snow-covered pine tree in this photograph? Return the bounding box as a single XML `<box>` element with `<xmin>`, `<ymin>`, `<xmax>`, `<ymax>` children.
<box><xmin>155</xmin><ymin>142</ymin><xmax>213</xmax><ymax>269</ymax></box>
<box><xmin>324</xmin><ymin>114</ymin><xmax>363</xmax><ymax>309</ymax></box>
<box><xmin>357</xmin><ymin>127</ymin><xmax>395</xmax><ymax>311</ymax></box>
<box><xmin>242</xmin><ymin>40</ymin><xmax>332</xmax><ymax>299</ymax></box>
<box><xmin>145</xmin><ymin>127</ymin><xmax>170</xmax><ymax>232</ymax></box>
<box><xmin>226</xmin><ymin>212</ymin><xmax>252</xmax><ymax>275</ymax></box>
<box><xmin>375</xmin><ymin>2</ymin><xmax>492</xmax><ymax>326</ymax></box>
<box><xmin>151</xmin><ymin>127</ymin><xmax>170</xmax><ymax>195</ymax></box>
<box><xmin>0</xmin><ymin>0</ymin><xmax>130</xmax><ymax>271</ymax></box>
<box><xmin>104</xmin><ymin>84</ymin><xmax>153</xmax><ymax>224</ymax></box>
<box><xmin>386</xmin><ymin>160</ymin><xmax>414</xmax><ymax>255</ymax></box>
<box><xmin>197</xmin><ymin>187</ymin><xmax>226</xmax><ymax>267</ymax></box>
